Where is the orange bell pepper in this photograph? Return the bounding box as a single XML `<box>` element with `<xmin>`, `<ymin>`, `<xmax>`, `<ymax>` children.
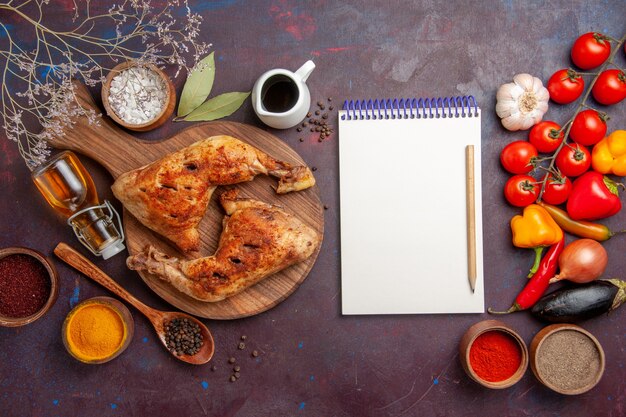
<box><xmin>511</xmin><ymin>204</ymin><xmax>564</xmax><ymax>276</ymax></box>
<box><xmin>592</xmin><ymin>130</ymin><xmax>626</xmax><ymax>176</ymax></box>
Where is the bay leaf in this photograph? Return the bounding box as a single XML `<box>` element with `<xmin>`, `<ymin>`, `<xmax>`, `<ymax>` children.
<box><xmin>177</xmin><ymin>52</ymin><xmax>215</xmax><ymax>117</ymax></box>
<box><xmin>183</xmin><ymin>91</ymin><xmax>251</xmax><ymax>122</ymax></box>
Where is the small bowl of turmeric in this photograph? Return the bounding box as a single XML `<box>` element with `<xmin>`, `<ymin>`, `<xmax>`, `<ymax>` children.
<box><xmin>62</xmin><ymin>296</ymin><xmax>134</xmax><ymax>364</ymax></box>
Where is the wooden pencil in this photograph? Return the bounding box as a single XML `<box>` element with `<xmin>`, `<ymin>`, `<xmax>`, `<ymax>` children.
<box><xmin>466</xmin><ymin>145</ymin><xmax>477</xmax><ymax>293</ymax></box>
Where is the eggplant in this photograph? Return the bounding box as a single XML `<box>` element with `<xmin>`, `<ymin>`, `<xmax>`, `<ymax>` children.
<box><xmin>531</xmin><ymin>279</ymin><xmax>626</xmax><ymax>323</ymax></box>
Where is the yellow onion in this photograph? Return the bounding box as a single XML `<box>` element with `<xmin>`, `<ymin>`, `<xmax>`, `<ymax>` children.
<box><xmin>550</xmin><ymin>239</ymin><xmax>608</xmax><ymax>284</ymax></box>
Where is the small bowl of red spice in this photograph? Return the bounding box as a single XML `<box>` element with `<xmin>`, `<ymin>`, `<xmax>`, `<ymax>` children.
<box><xmin>459</xmin><ymin>319</ymin><xmax>529</xmax><ymax>389</ymax></box>
<box><xmin>0</xmin><ymin>247</ymin><xmax>59</xmax><ymax>327</ymax></box>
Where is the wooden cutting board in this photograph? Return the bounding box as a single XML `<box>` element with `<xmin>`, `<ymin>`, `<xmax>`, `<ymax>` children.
<box><xmin>48</xmin><ymin>82</ymin><xmax>324</xmax><ymax>319</ymax></box>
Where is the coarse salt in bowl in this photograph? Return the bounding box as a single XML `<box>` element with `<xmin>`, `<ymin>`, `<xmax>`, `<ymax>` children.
<box><xmin>102</xmin><ymin>61</ymin><xmax>176</xmax><ymax>132</ymax></box>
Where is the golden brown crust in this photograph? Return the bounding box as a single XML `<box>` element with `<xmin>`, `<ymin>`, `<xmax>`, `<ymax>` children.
<box><xmin>112</xmin><ymin>135</ymin><xmax>315</xmax><ymax>252</ymax></box>
<box><xmin>126</xmin><ymin>190</ymin><xmax>321</xmax><ymax>302</ymax></box>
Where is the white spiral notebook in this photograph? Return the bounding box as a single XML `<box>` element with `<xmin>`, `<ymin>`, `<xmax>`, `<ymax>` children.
<box><xmin>338</xmin><ymin>97</ymin><xmax>484</xmax><ymax>314</ymax></box>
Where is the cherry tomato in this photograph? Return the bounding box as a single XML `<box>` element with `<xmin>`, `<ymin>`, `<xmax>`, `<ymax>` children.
<box><xmin>592</xmin><ymin>69</ymin><xmax>626</xmax><ymax>105</ymax></box>
<box><xmin>571</xmin><ymin>32</ymin><xmax>611</xmax><ymax>70</ymax></box>
<box><xmin>541</xmin><ymin>174</ymin><xmax>572</xmax><ymax>205</ymax></box>
<box><xmin>529</xmin><ymin>121</ymin><xmax>563</xmax><ymax>153</ymax></box>
<box><xmin>500</xmin><ymin>141</ymin><xmax>538</xmax><ymax>174</ymax></box>
<box><xmin>555</xmin><ymin>144</ymin><xmax>591</xmax><ymax>177</ymax></box>
<box><xmin>547</xmin><ymin>69</ymin><xmax>584</xmax><ymax>104</ymax></box>
<box><xmin>504</xmin><ymin>175</ymin><xmax>538</xmax><ymax>207</ymax></box>
<box><xmin>569</xmin><ymin>109</ymin><xmax>607</xmax><ymax>146</ymax></box>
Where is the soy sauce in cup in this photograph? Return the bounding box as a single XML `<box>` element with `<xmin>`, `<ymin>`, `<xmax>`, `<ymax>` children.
<box><xmin>261</xmin><ymin>74</ymin><xmax>300</xmax><ymax>113</ymax></box>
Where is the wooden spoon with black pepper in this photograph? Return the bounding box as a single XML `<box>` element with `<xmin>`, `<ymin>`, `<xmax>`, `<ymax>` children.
<box><xmin>54</xmin><ymin>242</ymin><xmax>214</xmax><ymax>365</ymax></box>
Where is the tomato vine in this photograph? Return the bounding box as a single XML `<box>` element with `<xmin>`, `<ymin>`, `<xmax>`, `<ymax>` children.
<box><xmin>536</xmin><ymin>33</ymin><xmax>626</xmax><ymax>202</ymax></box>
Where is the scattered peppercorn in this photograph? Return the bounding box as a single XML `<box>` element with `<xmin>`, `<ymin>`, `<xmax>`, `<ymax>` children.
<box><xmin>252</xmin><ymin>350</ymin><xmax>259</xmax><ymax>357</ymax></box>
<box><xmin>230</xmin><ymin>376</ymin><xmax>236</xmax><ymax>382</ymax></box>
<box><xmin>234</xmin><ymin>365</ymin><xmax>241</xmax><ymax>372</ymax></box>
<box><xmin>311</xmin><ymin>167</ymin><xmax>317</xmax><ymax>172</ymax></box>
<box><xmin>324</xmin><ymin>205</ymin><xmax>329</xmax><ymax>210</ymax></box>
<box><xmin>234</xmin><ymin>372</ymin><xmax>241</xmax><ymax>378</ymax></box>
<box><xmin>296</xmin><ymin>98</ymin><xmax>335</xmax><ymax>142</ymax></box>
<box><xmin>211</xmin><ymin>365</ymin><xmax>217</xmax><ymax>372</ymax></box>
<box><xmin>228</xmin><ymin>357</ymin><xmax>236</xmax><ymax>364</ymax></box>
<box><xmin>164</xmin><ymin>318</ymin><xmax>203</xmax><ymax>356</ymax></box>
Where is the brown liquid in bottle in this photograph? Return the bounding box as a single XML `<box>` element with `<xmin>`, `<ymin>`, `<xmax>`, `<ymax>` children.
<box><xmin>32</xmin><ymin>151</ymin><xmax>122</xmax><ymax>255</ymax></box>
<box><xmin>32</xmin><ymin>152</ymin><xmax>98</xmax><ymax>217</ymax></box>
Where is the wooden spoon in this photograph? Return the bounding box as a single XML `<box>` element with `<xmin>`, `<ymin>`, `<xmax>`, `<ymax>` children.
<box><xmin>54</xmin><ymin>242</ymin><xmax>214</xmax><ymax>365</ymax></box>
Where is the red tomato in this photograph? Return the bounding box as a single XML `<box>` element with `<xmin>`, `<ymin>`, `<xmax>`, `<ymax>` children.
<box><xmin>547</xmin><ymin>69</ymin><xmax>584</xmax><ymax>104</ymax></box>
<box><xmin>504</xmin><ymin>175</ymin><xmax>538</xmax><ymax>207</ymax></box>
<box><xmin>500</xmin><ymin>141</ymin><xmax>538</xmax><ymax>174</ymax></box>
<box><xmin>571</xmin><ymin>32</ymin><xmax>611</xmax><ymax>70</ymax></box>
<box><xmin>569</xmin><ymin>109</ymin><xmax>607</xmax><ymax>146</ymax></box>
<box><xmin>555</xmin><ymin>144</ymin><xmax>591</xmax><ymax>177</ymax></box>
<box><xmin>529</xmin><ymin>121</ymin><xmax>563</xmax><ymax>153</ymax></box>
<box><xmin>592</xmin><ymin>69</ymin><xmax>626</xmax><ymax>105</ymax></box>
<box><xmin>541</xmin><ymin>174</ymin><xmax>572</xmax><ymax>205</ymax></box>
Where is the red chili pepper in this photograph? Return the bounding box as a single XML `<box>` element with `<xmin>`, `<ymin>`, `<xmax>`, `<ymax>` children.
<box><xmin>567</xmin><ymin>171</ymin><xmax>622</xmax><ymax>221</ymax></box>
<box><xmin>488</xmin><ymin>237</ymin><xmax>565</xmax><ymax>314</ymax></box>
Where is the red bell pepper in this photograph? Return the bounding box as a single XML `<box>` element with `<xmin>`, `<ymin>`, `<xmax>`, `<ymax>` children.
<box><xmin>567</xmin><ymin>171</ymin><xmax>622</xmax><ymax>221</ymax></box>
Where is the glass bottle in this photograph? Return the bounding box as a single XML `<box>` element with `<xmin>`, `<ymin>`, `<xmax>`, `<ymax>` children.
<box><xmin>31</xmin><ymin>151</ymin><xmax>125</xmax><ymax>259</ymax></box>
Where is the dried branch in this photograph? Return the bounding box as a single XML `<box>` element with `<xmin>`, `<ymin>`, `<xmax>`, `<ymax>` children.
<box><xmin>0</xmin><ymin>0</ymin><xmax>210</xmax><ymax>169</ymax></box>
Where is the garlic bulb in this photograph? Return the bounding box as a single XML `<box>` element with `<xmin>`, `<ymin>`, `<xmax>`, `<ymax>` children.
<box><xmin>496</xmin><ymin>73</ymin><xmax>549</xmax><ymax>131</ymax></box>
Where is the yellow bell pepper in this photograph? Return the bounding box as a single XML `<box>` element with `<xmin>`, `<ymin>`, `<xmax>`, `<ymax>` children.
<box><xmin>511</xmin><ymin>204</ymin><xmax>564</xmax><ymax>276</ymax></box>
<box><xmin>592</xmin><ymin>130</ymin><xmax>626</xmax><ymax>176</ymax></box>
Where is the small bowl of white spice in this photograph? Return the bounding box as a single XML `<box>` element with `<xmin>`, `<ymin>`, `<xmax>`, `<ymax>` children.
<box><xmin>102</xmin><ymin>61</ymin><xmax>176</xmax><ymax>131</ymax></box>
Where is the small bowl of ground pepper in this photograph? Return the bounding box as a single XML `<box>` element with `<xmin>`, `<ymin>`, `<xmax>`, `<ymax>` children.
<box><xmin>0</xmin><ymin>247</ymin><xmax>59</xmax><ymax>327</ymax></box>
<box><xmin>459</xmin><ymin>319</ymin><xmax>529</xmax><ymax>389</ymax></box>
<box><xmin>530</xmin><ymin>324</ymin><xmax>605</xmax><ymax>395</ymax></box>
<box><xmin>62</xmin><ymin>296</ymin><xmax>134</xmax><ymax>364</ymax></box>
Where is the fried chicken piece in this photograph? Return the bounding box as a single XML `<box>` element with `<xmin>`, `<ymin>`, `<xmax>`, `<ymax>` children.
<box><xmin>111</xmin><ymin>135</ymin><xmax>315</xmax><ymax>252</ymax></box>
<box><xmin>126</xmin><ymin>189</ymin><xmax>321</xmax><ymax>302</ymax></box>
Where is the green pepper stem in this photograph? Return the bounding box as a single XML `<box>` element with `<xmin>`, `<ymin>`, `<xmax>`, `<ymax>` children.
<box><xmin>528</xmin><ymin>246</ymin><xmax>545</xmax><ymax>278</ymax></box>
<box><xmin>487</xmin><ymin>303</ymin><xmax>521</xmax><ymax>315</ymax></box>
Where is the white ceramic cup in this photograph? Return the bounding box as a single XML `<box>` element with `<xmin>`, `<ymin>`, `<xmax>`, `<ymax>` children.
<box><xmin>251</xmin><ymin>60</ymin><xmax>315</xmax><ymax>129</ymax></box>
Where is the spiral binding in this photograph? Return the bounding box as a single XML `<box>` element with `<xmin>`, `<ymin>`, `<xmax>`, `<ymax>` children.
<box><xmin>340</xmin><ymin>96</ymin><xmax>479</xmax><ymax>120</ymax></box>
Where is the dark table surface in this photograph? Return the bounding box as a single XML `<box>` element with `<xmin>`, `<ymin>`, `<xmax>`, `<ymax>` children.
<box><xmin>1</xmin><ymin>1</ymin><xmax>625</xmax><ymax>416</ymax></box>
